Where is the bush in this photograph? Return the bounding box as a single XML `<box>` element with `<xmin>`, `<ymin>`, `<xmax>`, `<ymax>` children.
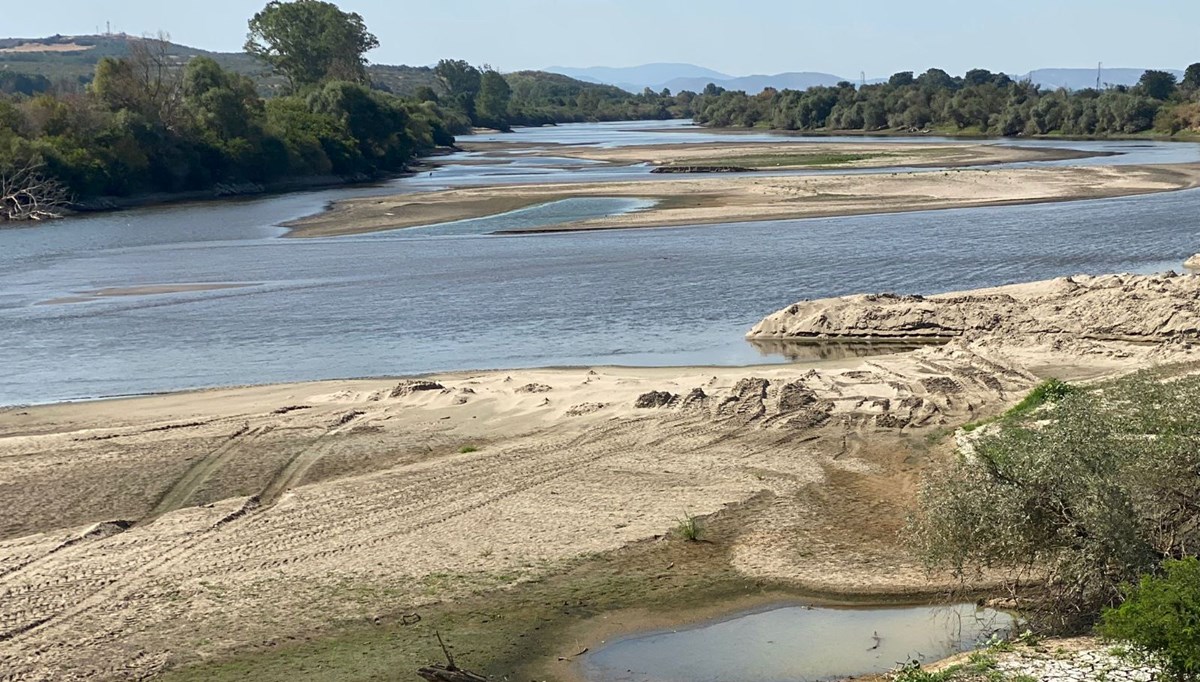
<box><xmin>1101</xmin><ymin>557</ymin><xmax>1200</xmax><ymax>681</ymax></box>
<box><xmin>909</xmin><ymin>371</ymin><xmax>1200</xmax><ymax>633</ymax></box>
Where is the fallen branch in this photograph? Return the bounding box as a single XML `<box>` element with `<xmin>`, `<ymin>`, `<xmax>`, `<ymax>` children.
<box><xmin>416</xmin><ymin>631</ymin><xmax>488</xmax><ymax>682</ymax></box>
<box><xmin>0</xmin><ymin>162</ymin><xmax>70</xmax><ymax>222</ymax></box>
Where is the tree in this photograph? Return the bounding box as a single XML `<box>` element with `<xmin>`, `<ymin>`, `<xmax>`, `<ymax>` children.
<box><xmin>474</xmin><ymin>70</ymin><xmax>512</xmax><ymax>130</ymax></box>
<box><xmin>1184</xmin><ymin>63</ymin><xmax>1200</xmax><ymax>90</ymax></box>
<box><xmin>414</xmin><ymin>86</ymin><xmax>439</xmax><ymax>103</ymax></box>
<box><xmin>434</xmin><ymin>59</ymin><xmax>482</xmax><ymax>118</ymax></box>
<box><xmin>183</xmin><ymin>57</ymin><xmax>265</xmax><ymax>141</ymax></box>
<box><xmin>92</xmin><ymin>34</ymin><xmax>185</xmax><ymax>128</ymax></box>
<box><xmin>1138</xmin><ymin>69</ymin><xmax>1178</xmax><ymax>100</ymax></box>
<box><xmin>963</xmin><ymin>68</ymin><xmax>994</xmax><ymax>87</ymax></box>
<box><xmin>245</xmin><ymin>0</ymin><xmax>379</xmax><ymax>92</ymax></box>
<box><xmin>917</xmin><ymin>68</ymin><xmax>957</xmax><ymax>91</ymax></box>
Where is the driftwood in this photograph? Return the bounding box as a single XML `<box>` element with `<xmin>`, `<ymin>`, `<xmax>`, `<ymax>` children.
<box><xmin>0</xmin><ymin>161</ymin><xmax>70</xmax><ymax>221</ymax></box>
<box><xmin>416</xmin><ymin>632</ymin><xmax>488</xmax><ymax>682</ymax></box>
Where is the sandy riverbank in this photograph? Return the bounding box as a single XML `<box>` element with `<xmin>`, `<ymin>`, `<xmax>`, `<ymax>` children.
<box><xmin>458</xmin><ymin>139</ymin><xmax>1100</xmax><ymax>169</ymax></box>
<box><xmin>286</xmin><ymin>163</ymin><xmax>1200</xmax><ymax>238</ymax></box>
<box><xmin>3</xmin><ymin>273</ymin><xmax>1200</xmax><ymax>680</ymax></box>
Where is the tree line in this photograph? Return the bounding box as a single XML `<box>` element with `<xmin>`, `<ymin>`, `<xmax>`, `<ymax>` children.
<box><xmin>0</xmin><ymin>0</ymin><xmax>686</xmax><ymax>217</ymax></box>
<box><xmin>421</xmin><ymin>60</ymin><xmax>692</xmax><ymax>131</ymax></box>
<box><xmin>692</xmin><ymin>65</ymin><xmax>1200</xmax><ymax>136</ymax></box>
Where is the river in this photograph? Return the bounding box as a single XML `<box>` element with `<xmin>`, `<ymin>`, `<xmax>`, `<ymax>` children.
<box><xmin>2</xmin><ymin>120</ymin><xmax>1199</xmax><ymax>405</ymax></box>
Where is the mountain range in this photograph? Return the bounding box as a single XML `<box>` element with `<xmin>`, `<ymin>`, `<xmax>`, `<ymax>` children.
<box><xmin>546</xmin><ymin>64</ymin><xmax>1188</xmax><ymax>94</ymax></box>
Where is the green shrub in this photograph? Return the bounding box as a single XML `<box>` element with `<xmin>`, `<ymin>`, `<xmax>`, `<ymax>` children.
<box><xmin>1101</xmin><ymin>557</ymin><xmax>1200</xmax><ymax>680</ymax></box>
<box><xmin>910</xmin><ymin>370</ymin><xmax>1200</xmax><ymax>633</ymax></box>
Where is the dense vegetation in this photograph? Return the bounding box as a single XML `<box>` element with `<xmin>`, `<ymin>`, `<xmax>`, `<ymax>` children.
<box><xmin>423</xmin><ymin>62</ymin><xmax>691</xmax><ymax>130</ymax></box>
<box><xmin>0</xmin><ymin>1</ymin><xmax>686</xmax><ymax>213</ymax></box>
<box><xmin>910</xmin><ymin>371</ymin><xmax>1200</xmax><ymax>645</ymax></box>
<box><xmin>1101</xmin><ymin>557</ymin><xmax>1200</xmax><ymax>680</ymax></box>
<box><xmin>4</xmin><ymin>4</ymin><xmax>1198</xmax><ymax>215</ymax></box>
<box><xmin>692</xmin><ymin>66</ymin><xmax>1200</xmax><ymax>136</ymax></box>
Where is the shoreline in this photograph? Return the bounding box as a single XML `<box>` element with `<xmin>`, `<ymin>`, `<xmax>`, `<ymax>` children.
<box><xmin>285</xmin><ymin>162</ymin><xmax>1200</xmax><ymax>239</ymax></box>
<box><xmin>4</xmin><ymin>149</ymin><xmax>454</xmax><ymax>220</ymax></box>
<box><xmin>457</xmin><ymin>139</ymin><xmax>1109</xmax><ymax>169</ymax></box>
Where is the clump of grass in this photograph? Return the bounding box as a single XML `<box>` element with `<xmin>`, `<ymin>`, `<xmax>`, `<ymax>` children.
<box><xmin>890</xmin><ymin>662</ymin><xmax>962</xmax><ymax>681</ymax></box>
<box><xmin>961</xmin><ymin>378</ymin><xmax>1081</xmax><ymax>432</ymax></box>
<box><xmin>676</xmin><ymin>512</ymin><xmax>704</xmax><ymax>542</ymax></box>
<box><xmin>891</xmin><ymin>652</ymin><xmax>999</xmax><ymax>682</ymax></box>
<box><xmin>458</xmin><ymin>445</ymin><xmax>479</xmax><ymax>454</ymax></box>
<box><xmin>1005</xmin><ymin>378</ymin><xmax>1079</xmax><ymax>419</ymax></box>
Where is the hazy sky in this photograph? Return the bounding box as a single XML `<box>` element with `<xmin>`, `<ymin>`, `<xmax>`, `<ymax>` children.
<box><xmin>9</xmin><ymin>0</ymin><xmax>1199</xmax><ymax>77</ymax></box>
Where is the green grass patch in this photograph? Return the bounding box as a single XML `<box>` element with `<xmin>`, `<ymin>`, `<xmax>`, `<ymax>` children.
<box><xmin>892</xmin><ymin>652</ymin><xmax>1000</xmax><ymax>681</ymax></box>
<box><xmin>961</xmin><ymin>378</ymin><xmax>1081</xmax><ymax>433</ymax></box>
<box><xmin>458</xmin><ymin>445</ymin><xmax>479</xmax><ymax>454</ymax></box>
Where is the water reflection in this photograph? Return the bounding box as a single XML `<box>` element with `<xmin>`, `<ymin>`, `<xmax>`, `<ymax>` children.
<box><xmin>748</xmin><ymin>338</ymin><xmax>947</xmax><ymax>362</ymax></box>
<box><xmin>581</xmin><ymin>603</ymin><xmax>1014</xmax><ymax>682</ymax></box>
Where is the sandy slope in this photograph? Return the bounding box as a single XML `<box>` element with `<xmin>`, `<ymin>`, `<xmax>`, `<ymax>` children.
<box><xmin>287</xmin><ymin>163</ymin><xmax>1200</xmax><ymax>238</ymax></box>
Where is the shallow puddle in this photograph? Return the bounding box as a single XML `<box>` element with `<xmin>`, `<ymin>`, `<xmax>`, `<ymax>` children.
<box><xmin>580</xmin><ymin>603</ymin><xmax>1014</xmax><ymax>682</ymax></box>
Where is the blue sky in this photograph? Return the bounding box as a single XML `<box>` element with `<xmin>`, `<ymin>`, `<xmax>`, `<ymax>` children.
<box><xmin>10</xmin><ymin>0</ymin><xmax>1199</xmax><ymax>77</ymax></box>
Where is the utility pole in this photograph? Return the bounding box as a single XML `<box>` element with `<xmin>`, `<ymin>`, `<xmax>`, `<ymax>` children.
<box><xmin>1096</xmin><ymin>61</ymin><xmax>1102</xmax><ymax>90</ymax></box>
<box><xmin>860</xmin><ymin>71</ymin><xmax>866</xmax><ymax>88</ymax></box>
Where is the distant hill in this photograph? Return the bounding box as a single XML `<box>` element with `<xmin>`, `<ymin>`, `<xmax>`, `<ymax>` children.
<box><xmin>547</xmin><ymin>63</ymin><xmax>870</xmax><ymax>94</ymax></box>
<box><xmin>545</xmin><ymin>63</ymin><xmax>731</xmax><ymax>92</ymax></box>
<box><xmin>0</xmin><ymin>34</ymin><xmax>612</xmax><ymax>100</ymax></box>
<box><xmin>663</xmin><ymin>72</ymin><xmax>850</xmax><ymax>94</ymax></box>
<box><xmin>6</xmin><ymin>41</ymin><xmax>1188</xmax><ymax>99</ymax></box>
<box><xmin>1020</xmin><ymin>67</ymin><xmax>1185</xmax><ymax>91</ymax></box>
<box><xmin>546</xmin><ymin>61</ymin><xmax>1192</xmax><ymax>95</ymax></box>
<box><xmin>0</xmin><ymin>34</ymin><xmax>283</xmax><ymax>91</ymax></box>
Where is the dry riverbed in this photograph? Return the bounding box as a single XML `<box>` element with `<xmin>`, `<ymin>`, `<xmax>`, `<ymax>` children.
<box><xmin>287</xmin><ymin>163</ymin><xmax>1200</xmax><ymax>238</ymax></box>
<box><xmin>3</xmin><ymin>273</ymin><xmax>1200</xmax><ymax>680</ymax></box>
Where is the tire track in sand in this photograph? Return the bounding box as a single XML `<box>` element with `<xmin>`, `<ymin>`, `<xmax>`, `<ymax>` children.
<box><xmin>141</xmin><ymin>424</ymin><xmax>270</xmax><ymax>523</ymax></box>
